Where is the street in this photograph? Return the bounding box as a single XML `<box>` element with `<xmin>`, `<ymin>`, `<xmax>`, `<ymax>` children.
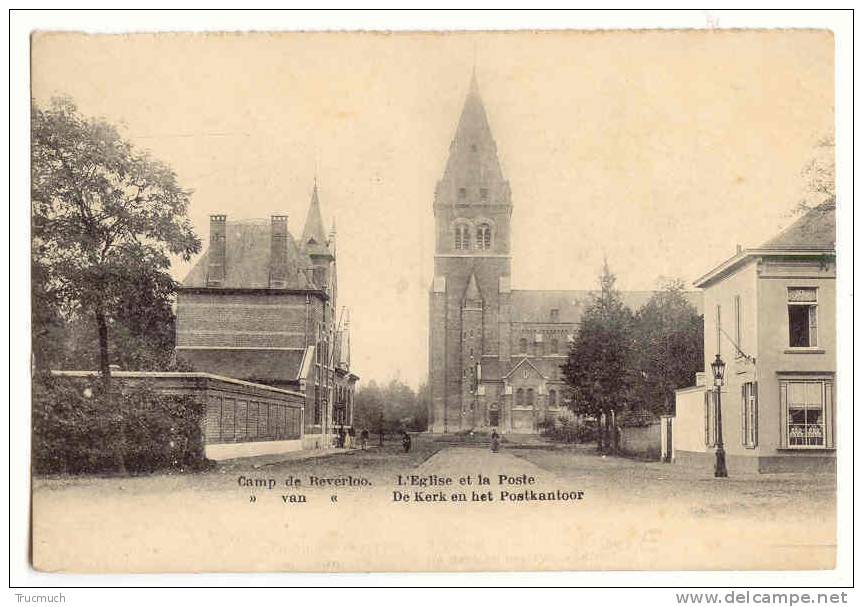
<box><xmin>31</xmin><ymin>435</ymin><xmax>835</xmax><ymax>572</ymax></box>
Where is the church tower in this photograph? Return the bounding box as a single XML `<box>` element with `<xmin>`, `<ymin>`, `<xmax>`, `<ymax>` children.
<box><xmin>429</xmin><ymin>72</ymin><xmax>513</xmax><ymax>433</ymax></box>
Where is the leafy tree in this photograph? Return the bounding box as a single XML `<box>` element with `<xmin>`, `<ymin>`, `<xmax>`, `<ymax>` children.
<box><xmin>631</xmin><ymin>279</ymin><xmax>704</xmax><ymax>415</ymax></box>
<box><xmin>561</xmin><ymin>261</ymin><xmax>635</xmax><ymax>453</ymax></box>
<box><xmin>794</xmin><ymin>134</ymin><xmax>835</xmax><ymax>215</ymax></box>
<box><xmin>352</xmin><ymin>380</ymin><xmax>384</xmax><ymax>438</ymax></box>
<box><xmin>352</xmin><ymin>378</ymin><xmax>428</xmax><ymax>442</ymax></box>
<box><xmin>31</xmin><ymin>97</ymin><xmax>200</xmax><ymax>388</ymax></box>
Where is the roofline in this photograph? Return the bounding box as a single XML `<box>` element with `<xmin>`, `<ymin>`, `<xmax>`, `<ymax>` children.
<box><xmin>693</xmin><ymin>247</ymin><xmax>835</xmax><ymax>288</ymax></box>
<box><xmin>50</xmin><ymin>370</ymin><xmax>306</xmax><ymax>398</ymax></box>
<box><xmin>179</xmin><ymin>286</ymin><xmax>329</xmax><ymax>300</ymax></box>
<box><xmin>501</xmin><ymin>357</ymin><xmax>547</xmax><ymax>380</ymax></box>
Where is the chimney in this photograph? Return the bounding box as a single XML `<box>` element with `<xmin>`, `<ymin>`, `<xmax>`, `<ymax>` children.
<box><xmin>270</xmin><ymin>214</ymin><xmax>289</xmax><ymax>288</ymax></box>
<box><xmin>206</xmin><ymin>214</ymin><xmax>227</xmax><ymax>287</ymax></box>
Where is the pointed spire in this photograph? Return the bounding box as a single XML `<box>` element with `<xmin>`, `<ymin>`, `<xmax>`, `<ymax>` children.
<box><xmin>463</xmin><ymin>272</ymin><xmax>483</xmax><ymax>303</ymax></box>
<box><xmin>301</xmin><ymin>180</ymin><xmax>332</xmax><ymax>258</ymax></box>
<box><xmin>438</xmin><ymin>69</ymin><xmax>508</xmax><ymax>204</ymax></box>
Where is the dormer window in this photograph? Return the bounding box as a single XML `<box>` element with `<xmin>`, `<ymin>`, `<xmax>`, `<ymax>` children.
<box><xmin>458</xmin><ymin>187</ymin><xmax>467</xmax><ymax>201</ymax></box>
<box><xmin>550</xmin><ymin>308</ymin><xmax>560</xmax><ymax>322</ymax></box>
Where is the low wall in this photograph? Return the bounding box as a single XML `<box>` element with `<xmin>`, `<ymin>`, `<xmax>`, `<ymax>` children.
<box><xmin>672</xmin><ymin>385</ymin><xmax>709</xmax><ymax>457</ymax></box>
<box><xmin>53</xmin><ymin>371</ymin><xmax>307</xmax><ymax>461</ymax></box>
<box><xmin>618</xmin><ymin>422</ymin><xmax>661</xmax><ymax>460</ymax></box>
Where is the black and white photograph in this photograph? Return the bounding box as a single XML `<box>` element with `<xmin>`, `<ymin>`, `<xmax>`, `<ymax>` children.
<box><xmin>8</xmin><ymin>8</ymin><xmax>856</xmax><ymax>594</ymax></box>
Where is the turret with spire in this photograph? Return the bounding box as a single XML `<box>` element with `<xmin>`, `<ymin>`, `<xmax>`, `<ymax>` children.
<box><xmin>301</xmin><ymin>180</ymin><xmax>333</xmax><ymax>261</ymax></box>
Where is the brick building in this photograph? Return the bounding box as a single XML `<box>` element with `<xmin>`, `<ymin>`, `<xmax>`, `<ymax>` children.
<box><xmin>429</xmin><ymin>74</ymin><xmax>700</xmax><ymax>434</ymax></box>
<box><xmin>177</xmin><ymin>183</ymin><xmax>358</xmax><ymax>449</ymax></box>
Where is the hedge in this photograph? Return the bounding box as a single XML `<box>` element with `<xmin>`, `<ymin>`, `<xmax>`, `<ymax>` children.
<box><xmin>32</xmin><ymin>373</ymin><xmax>211</xmax><ymax>475</ymax></box>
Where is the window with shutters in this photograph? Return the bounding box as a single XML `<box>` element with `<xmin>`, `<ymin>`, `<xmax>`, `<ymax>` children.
<box><xmin>787</xmin><ymin>287</ymin><xmax>818</xmax><ymax>348</ymax></box>
<box><xmin>741</xmin><ymin>381</ymin><xmax>758</xmax><ymax>448</ymax></box>
<box><xmin>526</xmin><ymin>388</ymin><xmax>535</xmax><ymax>406</ymax></box>
<box><xmin>516</xmin><ymin>388</ymin><xmax>524</xmax><ymax>406</ymax></box>
<box><xmin>779</xmin><ymin>378</ymin><xmax>834</xmax><ymax>449</ymax></box>
<box><xmin>548</xmin><ymin>389</ymin><xmax>557</xmax><ymax>407</ymax></box>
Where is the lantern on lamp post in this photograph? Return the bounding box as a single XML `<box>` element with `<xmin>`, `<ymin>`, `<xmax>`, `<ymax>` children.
<box><xmin>710</xmin><ymin>353</ymin><xmax>728</xmax><ymax>478</ymax></box>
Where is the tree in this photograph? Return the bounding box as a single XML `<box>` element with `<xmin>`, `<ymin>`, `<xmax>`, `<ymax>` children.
<box><xmin>352</xmin><ymin>378</ymin><xmax>428</xmax><ymax>441</ymax></box>
<box><xmin>353</xmin><ymin>380</ymin><xmax>384</xmax><ymax>437</ymax></box>
<box><xmin>561</xmin><ymin>261</ymin><xmax>635</xmax><ymax>453</ymax></box>
<box><xmin>794</xmin><ymin>134</ymin><xmax>835</xmax><ymax>215</ymax></box>
<box><xmin>31</xmin><ymin>97</ymin><xmax>201</xmax><ymax>388</ymax></box>
<box><xmin>631</xmin><ymin>279</ymin><xmax>704</xmax><ymax>416</ymax></box>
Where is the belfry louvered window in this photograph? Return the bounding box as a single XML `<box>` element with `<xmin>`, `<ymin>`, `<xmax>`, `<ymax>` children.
<box><xmin>477</xmin><ymin>224</ymin><xmax>492</xmax><ymax>249</ymax></box>
<box><xmin>455</xmin><ymin>225</ymin><xmax>471</xmax><ymax>250</ymax></box>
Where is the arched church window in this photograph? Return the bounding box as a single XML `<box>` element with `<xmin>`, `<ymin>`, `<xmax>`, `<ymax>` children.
<box><xmin>454</xmin><ymin>225</ymin><xmax>471</xmax><ymax>250</ymax></box>
<box><xmin>476</xmin><ymin>224</ymin><xmax>492</xmax><ymax>249</ymax></box>
<box><xmin>458</xmin><ymin>187</ymin><xmax>467</xmax><ymax>200</ymax></box>
<box><xmin>480</xmin><ymin>188</ymin><xmax>488</xmax><ymax>201</ymax></box>
<box><xmin>527</xmin><ymin>388</ymin><xmax>535</xmax><ymax>406</ymax></box>
<box><xmin>535</xmin><ymin>341</ymin><xmax>544</xmax><ymax>356</ymax></box>
<box><xmin>550</xmin><ymin>338</ymin><xmax>559</xmax><ymax>354</ymax></box>
<box><xmin>516</xmin><ymin>388</ymin><xmax>524</xmax><ymax>406</ymax></box>
<box><xmin>519</xmin><ymin>338</ymin><xmax>527</xmax><ymax>354</ymax></box>
<box><xmin>549</xmin><ymin>389</ymin><xmax>557</xmax><ymax>406</ymax></box>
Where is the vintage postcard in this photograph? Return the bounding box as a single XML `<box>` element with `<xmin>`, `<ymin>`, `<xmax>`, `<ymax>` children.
<box><xmin>27</xmin><ymin>26</ymin><xmax>842</xmax><ymax>574</ymax></box>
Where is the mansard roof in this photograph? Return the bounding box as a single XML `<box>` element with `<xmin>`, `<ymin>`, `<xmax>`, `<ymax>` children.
<box><xmin>509</xmin><ymin>289</ymin><xmax>703</xmax><ymax>324</ymax></box>
<box><xmin>181</xmin><ymin>219</ymin><xmax>314</xmax><ymax>289</ymax></box>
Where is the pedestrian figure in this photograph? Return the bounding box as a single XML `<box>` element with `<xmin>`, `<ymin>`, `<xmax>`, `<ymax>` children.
<box><xmin>338</xmin><ymin>426</ymin><xmax>346</xmax><ymax>449</ymax></box>
<box><xmin>346</xmin><ymin>427</ymin><xmax>355</xmax><ymax>449</ymax></box>
<box><xmin>491</xmin><ymin>430</ymin><xmax>501</xmax><ymax>453</ymax></box>
<box><xmin>402</xmin><ymin>431</ymin><xmax>412</xmax><ymax>453</ymax></box>
<box><xmin>360</xmin><ymin>428</ymin><xmax>369</xmax><ymax>450</ymax></box>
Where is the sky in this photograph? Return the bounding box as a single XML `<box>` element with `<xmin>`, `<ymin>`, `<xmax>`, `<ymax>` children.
<box><xmin>31</xmin><ymin>30</ymin><xmax>834</xmax><ymax>388</ymax></box>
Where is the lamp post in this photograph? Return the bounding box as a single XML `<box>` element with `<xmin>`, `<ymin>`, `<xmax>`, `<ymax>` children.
<box><xmin>710</xmin><ymin>353</ymin><xmax>728</xmax><ymax>478</ymax></box>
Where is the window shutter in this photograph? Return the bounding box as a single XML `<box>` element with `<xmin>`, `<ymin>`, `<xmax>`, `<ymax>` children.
<box><xmin>824</xmin><ymin>381</ymin><xmax>834</xmax><ymax>448</ymax></box>
<box><xmin>779</xmin><ymin>380</ymin><xmax>788</xmax><ymax>448</ymax></box>
<box><xmin>809</xmin><ymin>305</ymin><xmax>818</xmax><ymax>347</ymax></box>
<box><xmin>752</xmin><ymin>381</ymin><xmax>759</xmax><ymax>447</ymax></box>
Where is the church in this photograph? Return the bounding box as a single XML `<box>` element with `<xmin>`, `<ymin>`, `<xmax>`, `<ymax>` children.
<box><xmin>429</xmin><ymin>74</ymin><xmax>695</xmax><ymax>434</ymax></box>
